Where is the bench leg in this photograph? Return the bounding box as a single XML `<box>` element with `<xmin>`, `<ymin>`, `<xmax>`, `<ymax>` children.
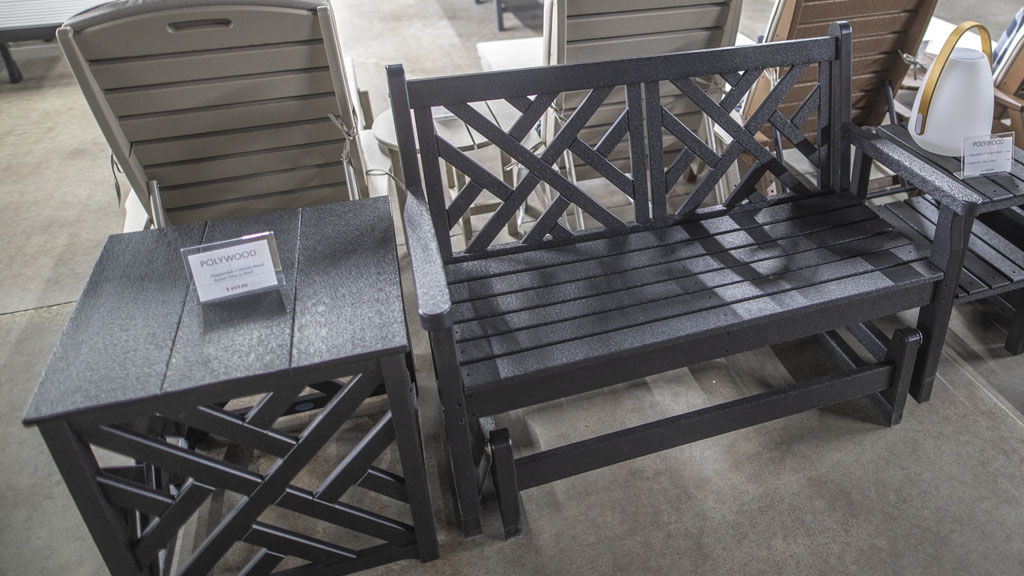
<box><xmin>489</xmin><ymin>428</ymin><xmax>522</xmax><ymax>539</ymax></box>
<box><xmin>872</xmin><ymin>328</ymin><xmax>922</xmax><ymax>426</ymax></box>
<box><xmin>429</xmin><ymin>329</ymin><xmax>485</xmax><ymax>537</ymax></box>
<box><xmin>1004</xmin><ymin>289</ymin><xmax>1024</xmax><ymax>356</ymax></box>
<box><xmin>912</xmin><ymin>205</ymin><xmax>972</xmax><ymax>403</ymax></box>
<box><xmin>1</xmin><ymin>43</ymin><xmax>22</xmax><ymax>84</ymax></box>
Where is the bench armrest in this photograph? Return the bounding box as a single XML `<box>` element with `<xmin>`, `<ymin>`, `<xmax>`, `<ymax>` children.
<box><xmin>844</xmin><ymin>124</ymin><xmax>983</xmax><ymax>217</ymax></box>
<box><xmin>403</xmin><ymin>190</ymin><xmax>453</xmax><ymax>332</ymax></box>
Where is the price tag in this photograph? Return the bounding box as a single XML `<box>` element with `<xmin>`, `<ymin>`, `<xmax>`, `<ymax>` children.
<box><xmin>961</xmin><ymin>133</ymin><xmax>1014</xmax><ymax>178</ymax></box>
<box><xmin>181</xmin><ymin>232</ymin><xmax>284</xmax><ymax>304</ymax></box>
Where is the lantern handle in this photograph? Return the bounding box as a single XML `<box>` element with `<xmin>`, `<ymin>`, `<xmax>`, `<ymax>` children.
<box><xmin>914</xmin><ymin>21</ymin><xmax>992</xmax><ymax>135</ymax></box>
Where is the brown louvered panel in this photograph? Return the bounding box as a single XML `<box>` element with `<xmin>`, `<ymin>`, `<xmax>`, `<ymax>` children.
<box><xmin>750</xmin><ymin>0</ymin><xmax>937</xmax><ymax>132</ymax></box>
<box><xmin>795</xmin><ymin>12</ymin><xmax>917</xmax><ymax>38</ymax></box>
<box><xmin>787</xmin><ymin>73</ymin><xmax>881</xmax><ymax>108</ymax></box>
<box><xmin>119</xmin><ymin>94</ymin><xmax>340</xmax><ymax>141</ymax></box>
<box><xmin>796</xmin><ymin>0</ymin><xmax>926</xmax><ymax>22</ymax></box>
<box><xmin>852</xmin><ymin>32</ymin><xmax>905</xmax><ymax>59</ymax></box>
<box><xmin>90</xmin><ymin>40</ymin><xmax>329</xmax><ymax>89</ymax></box>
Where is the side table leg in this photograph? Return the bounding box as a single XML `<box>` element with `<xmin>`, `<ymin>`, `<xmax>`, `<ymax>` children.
<box><xmin>381</xmin><ymin>355</ymin><xmax>439</xmax><ymax>561</ymax></box>
<box><xmin>39</xmin><ymin>421</ymin><xmax>140</xmax><ymax>576</ymax></box>
<box><xmin>1005</xmin><ymin>288</ymin><xmax>1024</xmax><ymax>355</ymax></box>
<box><xmin>1</xmin><ymin>43</ymin><xmax>23</xmax><ymax>84</ymax></box>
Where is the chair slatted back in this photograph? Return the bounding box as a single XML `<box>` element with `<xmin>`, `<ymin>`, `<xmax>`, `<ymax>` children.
<box><xmin>745</xmin><ymin>0</ymin><xmax>937</xmax><ymax>140</ymax></box>
<box><xmin>59</xmin><ymin>1</ymin><xmax>365</xmax><ymax>225</ymax></box>
<box><xmin>390</xmin><ymin>24</ymin><xmax>851</xmax><ymax>263</ymax></box>
<box><xmin>995</xmin><ymin>21</ymin><xmax>1024</xmax><ymax>96</ymax></box>
<box><xmin>547</xmin><ymin>0</ymin><xmax>743</xmax><ymax>182</ymax></box>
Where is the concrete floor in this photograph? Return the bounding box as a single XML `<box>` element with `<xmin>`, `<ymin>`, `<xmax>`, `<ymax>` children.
<box><xmin>1</xmin><ymin>1</ymin><xmax>1023</xmax><ymax>575</ymax></box>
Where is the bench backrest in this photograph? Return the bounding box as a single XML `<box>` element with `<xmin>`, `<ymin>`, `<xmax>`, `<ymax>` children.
<box><xmin>59</xmin><ymin>0</ymin><xmax>365</xmax><ymax>226</ymax></box>
<box><xmin>545</xmin><ymin>0</ymin><xmax>744</xmax><ymax>183</ymax></box>
<box><xmin>389</xmin><ymin>23</ymin><xmax>852</xmax><ymax>263</ymax></box>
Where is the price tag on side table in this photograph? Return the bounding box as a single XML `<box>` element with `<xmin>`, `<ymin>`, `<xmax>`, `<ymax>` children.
<box><xmin>181</xmin><ymin>231</ymin><xmax>285</xmax><ymax>304</ymax></box>
<box><xmin>960</xmin><ymin>133</ymin><xmax>1015</xmax><ymax>179</ymax></box>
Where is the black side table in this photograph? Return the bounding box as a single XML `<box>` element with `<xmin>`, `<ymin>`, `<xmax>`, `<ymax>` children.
<box><xmin>865</xmin><ymin>125</ymin><xmax>1024</xmax><ymax>384</ymax></box>
<box><xmin>23</xmin><ymin>198</ymin><xmax>438</xmax><ymax>576</ymax></box>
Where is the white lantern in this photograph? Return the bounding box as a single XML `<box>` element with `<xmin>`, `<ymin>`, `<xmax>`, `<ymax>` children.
<box><xmin>910</xmin><ymin>22</ymin><xmax>994</xmax><ymax>157</ymax></box>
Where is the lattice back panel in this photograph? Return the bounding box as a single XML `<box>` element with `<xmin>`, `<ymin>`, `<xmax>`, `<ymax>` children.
<box><xmin>52</xmin><ymin>374</ymin><xmax>430</xmax><ymax>576</ymax></box>
<box><xmin>391</xmin><ymin>24</ymin><xmax>850</xmax><ymax>262</ymax></box>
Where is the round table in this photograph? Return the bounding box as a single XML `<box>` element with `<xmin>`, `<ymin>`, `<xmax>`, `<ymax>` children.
<box><xmin>372</xmin><ymin>101</ymin><xmax>525</xmax><ymax>242</ymax></box>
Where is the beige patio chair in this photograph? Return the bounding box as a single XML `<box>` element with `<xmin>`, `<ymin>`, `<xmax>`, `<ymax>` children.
<box><xmin>58</xmin><ymin>0</ymin><xmax>367</xmax><ymax>227</ymax></box>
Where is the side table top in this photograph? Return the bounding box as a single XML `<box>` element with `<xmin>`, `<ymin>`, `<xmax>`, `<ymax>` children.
<box><xmin>878</xmin><ymin>125</ymin><xmax>1024</xmax><ymax>214</ymax></box>
<box><xmin>24</xmin><ymin>197</ymin><xmax>405</xmax><ymax>425</ymax></box>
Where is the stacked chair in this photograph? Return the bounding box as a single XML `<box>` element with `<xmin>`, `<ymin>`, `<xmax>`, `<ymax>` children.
<box><xmin>59</xmin><ymin>0</ymin><xmax>367</xmax><ymax>227</ymax></box>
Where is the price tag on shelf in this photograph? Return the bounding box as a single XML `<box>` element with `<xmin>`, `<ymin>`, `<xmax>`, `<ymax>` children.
<box><xmin>181</xmin><ymin>232</ymin><xmax>284</xmax><ymax>304</ymax></box>
<box><xmin>960</xmin><ymin>133</ymin><xmax>1014</xmax><ymax>179</ymax></box>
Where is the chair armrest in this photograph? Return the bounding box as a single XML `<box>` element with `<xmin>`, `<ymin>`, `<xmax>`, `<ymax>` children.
<box><xmin>844</xmin><ymin>124</ymin><xmax>983</xmax><ymax>217</ymax></box>
<box><xmin>403</xmin><ymin>191</ymin><xmax>453</xmax><ymax>332</ymax></box>
<box><xmin>994</xmin><ymin>87</ymin><xmax>1023</xmax><ymax>111</ymax></box>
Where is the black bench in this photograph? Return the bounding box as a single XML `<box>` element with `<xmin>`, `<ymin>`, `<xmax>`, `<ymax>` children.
<box><xmin>388</xmin><ymin>22</ymin><xmax>982</xmax><ymax>538</ymax></box>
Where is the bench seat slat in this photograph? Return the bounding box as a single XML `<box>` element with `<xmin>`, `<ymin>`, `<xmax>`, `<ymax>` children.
<box><xmin>445</xmin><ymin>197</ymin><xmax>942</xmax><ymax>397</ymax></box>
<box><xmin>445</xmin><ymin>193</ymin><xmax>860</xmax><ymax>283</ymax></box>
<box><xmin>874</xmin><ymin>202</ymin><xmax>991</xmax><ymax>298</ymax></box>
<box><xmin>456</xmin><ymin>240</ymin><xmax>931</xmax><ymax>365</ymax></box>
<box><xmin>449</xmin><ymin>203</ymin><xmax>879</xmax><ymax>303</ymax></box>
<box><xmin>453</xmin><ymin>229</ymin><xmax>915</xmax><ymax>342</ymax></box>
<box><xmin>451</xmin><ymin>216</ymin><xmax>896</xmax><ymax>324</ymax></box>
<box><xmin>460</xmin><ymin>259</ymin><xmax>940</xmax><ymax>399</ymax></box>
<box><xmin>907</xmin><ymin>197</ymin><xmax>1024</xmax><ymax>285</ymax></box>
<box><xmin>877</xmin><ymin>200</ymin><xmax>1018</xmax><ymax>295</ymax></box>
<box><xmin>876</xmin><ymin>196</ymin><xmax>1024</xmax><ymax>303</ymax></box>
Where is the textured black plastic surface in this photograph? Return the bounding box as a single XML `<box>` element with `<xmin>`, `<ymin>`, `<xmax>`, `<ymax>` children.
<box><xmin>24</xmin><ymin>197</ymin><xmax>404</xmax><ymax>424</ymax></box>
<box><xmin>847</xmin><ymin>125</ymin><xmax>984</xmax><ymax>215</ymax></box>
<box><xmin>450</xmin><ymin>194</ymin><xmax>942</xmax><ymax>409</ymax></box>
